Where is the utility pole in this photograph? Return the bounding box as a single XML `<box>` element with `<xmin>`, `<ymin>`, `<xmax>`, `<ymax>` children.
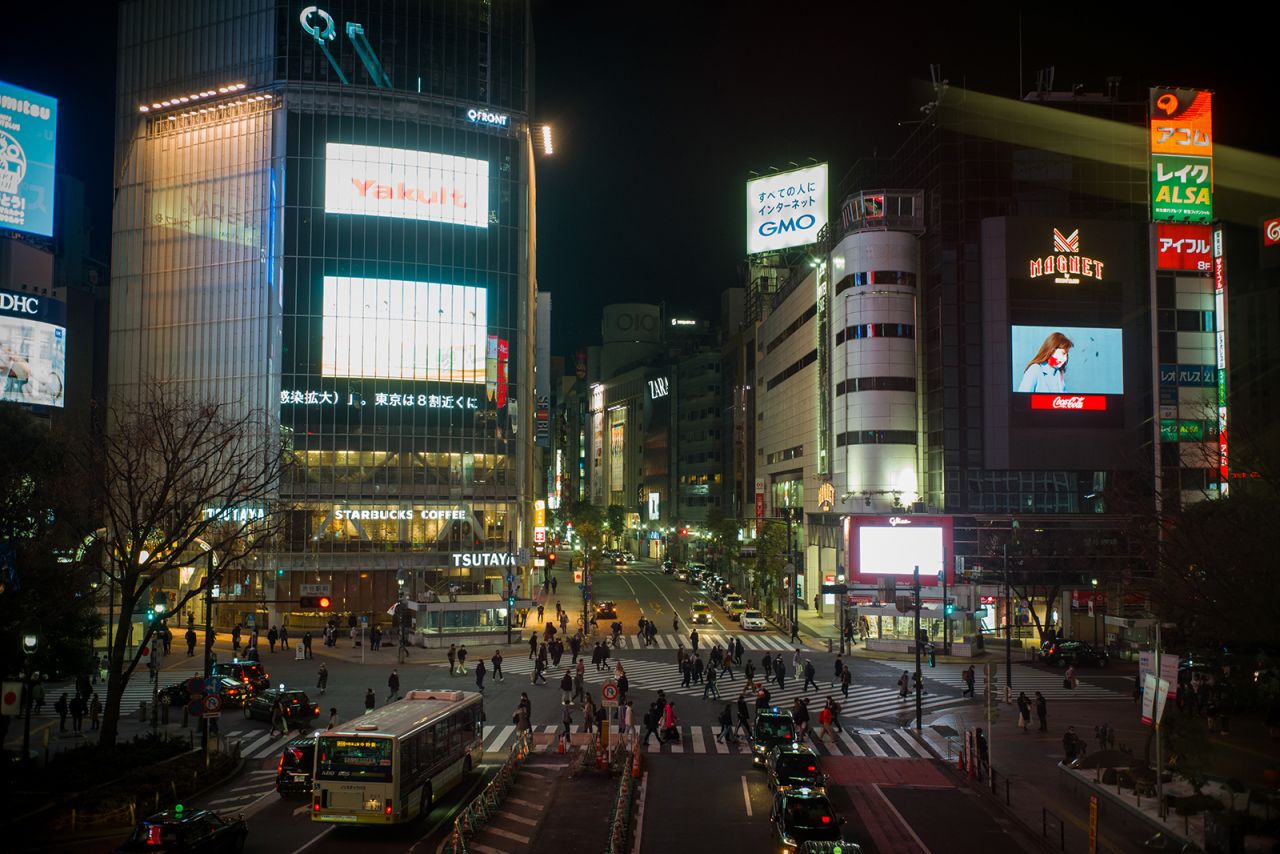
<box><xmin>913</xmin><ymin>566</ymin><xmax>922</xmax><ymax>731</ymax></box>
<box><xmin>506</xmin><ymin>532</ymin><xmax>514</xmax><ymax>647</ymax></box>
<box><xmin>1155</xmin><ymin>621</ymin><xmax>1165</xmax><ymax>817</ymax></box>
<box><xmin>202</xmin><ymin>548</ymin><xmax>214</xmax><ymax>754</ymax></box>
<box><xmin>940</xmin><ymin>566</ymin><xmax>949</xmax><ymax>655</ymax></box>
<box><xmin>1004</xmin><ymin>544</ymin><xmax>1013</xmax><ymax>698</ymax></box>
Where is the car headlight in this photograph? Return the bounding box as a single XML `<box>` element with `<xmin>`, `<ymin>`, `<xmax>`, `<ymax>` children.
<box><xmin>779</xmin><ymin>832</ymin><xmax>797</xmax><ymax>848</ymax></box>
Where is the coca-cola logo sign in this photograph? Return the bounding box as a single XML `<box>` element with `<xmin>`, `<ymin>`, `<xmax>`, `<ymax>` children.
<box><xmin>1030</xmin><ymin>394</ymin><xmax>1107</xmax><ymax>411</ymax></box>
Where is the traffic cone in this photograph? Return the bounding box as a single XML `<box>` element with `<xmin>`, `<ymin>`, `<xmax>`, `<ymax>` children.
<box><xmin>557</xmin><ymin>734</ymin><xmax>566</xmax><ymax>754</ymax></box>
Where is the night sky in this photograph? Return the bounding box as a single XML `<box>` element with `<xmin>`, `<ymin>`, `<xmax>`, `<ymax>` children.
<box><xmin>4</xmin><ymin>3</ymin><xmax>1275</xmax><ymax>355</ymax></box>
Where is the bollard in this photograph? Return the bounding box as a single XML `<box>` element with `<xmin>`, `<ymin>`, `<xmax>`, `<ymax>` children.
<box><xmin>139</xmin><ymin>701</ymin><xmax>148</xmax><ymax>722</ymax></box>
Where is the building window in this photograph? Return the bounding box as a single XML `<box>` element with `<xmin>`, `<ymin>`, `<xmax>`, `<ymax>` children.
<box><xmin>765</xmin><ymin>304</ymin><xmax>817</xmax><ymax>354</ymax></box>
<box><xmin>834</xmin><ymin>271</ymin><xmax>917</xmax><ymax>296</ymax></box>
<box><xmin>766</xmin><ymin>445</ymin><xmax>804</xmax><ymax>465</ymax></box>
<box><xmin>835</xmin><ymin>430</ymin><xmax>916</xmax><ymax>447</ymax></box>
<box><xmin>834</xmin><ymin>323</ymin><xmax>915</xmax><ymax>345</ymax></box>
<box><xmin>835</xmin><ymin>376</ymin><xmax>916</xmax><ymax>395</ymax></box>
<box><xmin>766</xmin><ymin>349</ymin><xmax>818</xmax><ymax>391</ymax></box>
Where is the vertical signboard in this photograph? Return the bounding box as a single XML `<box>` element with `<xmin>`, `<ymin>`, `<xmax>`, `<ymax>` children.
<box><xmin>0</xmin><ymin>80</ymin><xmax>58</xmax><ymax>238</ymax></box>
<box><xmin>1149</xmin><ymin>89</ymin><xmax>1213</xmax><ymax>223</ymax></box>
<box><xmin>1214</xmin><ymin>225</ymin><xmax>1229</xmax><ymax>493</ymax></box>
<box><xmin>754</xmin><ymin>477</ymin><xmax>765</xmax><ymax>535</ymax></box>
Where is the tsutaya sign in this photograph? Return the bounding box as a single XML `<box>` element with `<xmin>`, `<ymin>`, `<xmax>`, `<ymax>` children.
<box><xmin>1027</xmin><ymin>228</ymin><xmax>1105</xmax><ymax>283</ymax></box>
<box><xmin>451</xmin><ymin>552</ymin><xmax>514</xmax><ymax>567</ymax></box>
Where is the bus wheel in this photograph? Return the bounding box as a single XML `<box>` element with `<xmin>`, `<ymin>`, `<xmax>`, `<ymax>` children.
<box><xmin>419</xmin><ymin>784</ymin><xmax>432</xmax><ymax>818</ymax></box>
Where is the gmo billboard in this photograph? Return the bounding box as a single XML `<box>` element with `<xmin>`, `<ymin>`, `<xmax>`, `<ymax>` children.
<box><xmin>746</xmin><ymin>163</ymin><xmax>828</xmax><ymax>255</ymax></box>
<box><xmin>0</xmin><ymin>80</ymin><xmax>57</xmax><ymax>238</ymax></box>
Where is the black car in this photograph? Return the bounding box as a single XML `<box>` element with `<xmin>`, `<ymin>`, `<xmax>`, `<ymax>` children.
<box><xmin>158</xmin><ymin>677</ymin><xmax>249</xmax><ymax>710</ymax></box>
<box><xmin>276</xmin><ymin>735</ymin><xmax>316</xmax><ymax>797</ymax></box>
<box><xmin>766</xmin><ymin>744</ymin><xmax>826</xmax><ymax>793</ymax></box>
<box><xmin>1039</xmin><ymin>640</ymin><xmax>1109</xmax><ymax>668</ymax></box>
<box><xmin>593</xmin><ymin>600</ymin><xmax>619</xmax><ymax>620</ymax></box>
<box><xmin>213</xmin><ymin>660</ymin><xmax>270</xmax><ymax>694</ymax></box>
<box><xmin>117</xmin><ymin>807</ymin><xmax>247</xmax><ymax>853</ymax></box>
<box><xmin>752</xmin><ymin>709</ymin><xmax>797</xmax><ymax>766</ymax></box>
<box><xmin>243</xmin><ymin>688</ymin><xmax>320</xmax><ymax>729</ymax></box>
<box><xmin>770</xmin><ymin>788</ymin><xmax>845</xmax><ymax>851</ymax></box>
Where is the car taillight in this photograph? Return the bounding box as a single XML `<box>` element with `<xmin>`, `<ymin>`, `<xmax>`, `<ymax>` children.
<box><xmin>278</xmin><ymin>755</ymin><xmax>285</xmax><ymax>772</ymax></box>
<box><xmin>290</xmin><ymin>747</ymin><xmax>305</xmax><ymax>762</ymax></box>
<box><xmin>313</xmin><ymin>802</ymin><xmax>320</xmax><ymax>811</ymax></box>
<box><xmin>821</xmin><ymin>816</ymin><xmax>831</xmax><ymax>825</ymax></box>
<box><xmin>146</xmin><ymin>825</ymin><xmax>163</xmax><ymax>845</ymax></box>
<box><xmin>807</xmin><ymin>766</ymin><xmax>816</xmax><ymax>771</ymax></box>
<box><xmin>314</xmin><ymin>706</ymin><xmax>320</xmax><ymax>716</ymax></box>
<box><xmin>385</xmin><ymin>799</ymin><xmax>393</xmax><ymax>816</ymax></box>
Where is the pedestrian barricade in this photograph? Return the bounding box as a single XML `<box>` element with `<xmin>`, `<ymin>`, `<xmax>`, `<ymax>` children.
<box><xmin>445</xmin><ymin>729</ymin><xmax>531</xmax><ymax>854</ymax></box>
<box><xmin>606</xmin><ymin>758</ymin><xmax>636</xmax><ymax>854</ymax></box>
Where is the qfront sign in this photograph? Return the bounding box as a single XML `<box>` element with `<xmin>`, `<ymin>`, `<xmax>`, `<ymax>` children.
<box><xmin>0</xmin><ymin>80</ymin><xmax>57</xmax><ymax>239</ymax></box>
<box><xmin>465</xmin><ymin>107</ymin><xmax>509</xmax><ymax>128</ymax></box>
<box><xmin>324</xmin><ymin>143</ymin><xmax>489</xmax><ymax>229</ymax></box>
<box><xmin>746</xmin><ymin>163</ymin><xmax>828</xmax><ymax>255</ymax></box>
<box><xmin>1027</xmin><ymin>228</ymin><xmax>1105</xmax><ymax>283</ymax></box>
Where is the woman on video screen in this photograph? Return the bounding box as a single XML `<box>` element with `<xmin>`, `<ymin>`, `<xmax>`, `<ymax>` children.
<box><xmin>1017</xmin><ymin>332</ymin><xmax>1073</xmax><ymax>393</ymax></box>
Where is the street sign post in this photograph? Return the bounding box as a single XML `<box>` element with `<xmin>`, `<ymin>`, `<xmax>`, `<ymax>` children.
<box><xmin>601</xmin><ymin>680</ymin><xmax>619</xmax><ymax>708</ymax></box>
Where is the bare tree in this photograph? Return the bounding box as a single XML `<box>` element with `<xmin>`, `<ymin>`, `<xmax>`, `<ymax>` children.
<box><xmin>78</xmin><ymin>387</ymin><xmax>284</xmax><ymax>747</ymax></box>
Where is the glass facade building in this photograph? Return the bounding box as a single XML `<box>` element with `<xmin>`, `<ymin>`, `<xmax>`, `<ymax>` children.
<box><xmin>111</xmin><ymin>0</ymin><xmax>534</xmax><ymax>621</ymax></box>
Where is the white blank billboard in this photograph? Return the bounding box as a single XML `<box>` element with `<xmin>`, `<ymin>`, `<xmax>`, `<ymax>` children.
<box><xmin>321</xmin><ymin>276</ymin><xmax>486</xmax><ymax>383</ymax></box>
<box><xmin>746</xmin><ymin>163</ymin><xmax>828</xmax><ymax>255</ymax></box>
<box><xmin>324</xmin><ymin>143</ymin><xmax>488</xmax><ymax>229</ymax></box>
<box><xmin>859</xmin><ymin>526</ymin><xmax>944</xmax><ymax>576</ymax></box>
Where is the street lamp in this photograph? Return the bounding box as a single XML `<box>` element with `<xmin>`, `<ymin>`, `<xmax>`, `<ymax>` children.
<box><xmin>1090</xmin><ymin>577</ymin><xmax>1099</xmax><ymax>645</ymax></box>
<box><xmin>20</xmin><ymin>632</ymin><xmax>39</xmax><ymax>762</ymax></box>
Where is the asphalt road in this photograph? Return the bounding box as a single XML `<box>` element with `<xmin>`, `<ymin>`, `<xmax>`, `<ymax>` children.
<box><xmin>94</xmin><ymin>554</ymin><xmax>1134</xmax><ymax>853</ymax></box>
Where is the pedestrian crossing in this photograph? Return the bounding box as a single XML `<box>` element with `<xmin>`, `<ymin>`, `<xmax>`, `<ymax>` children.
<box><xmin>482</xmin><ymin>723</ymin><xmax>934</xmax><ymax>759</ymax></box>
<box><xmin>202</xmin><ymin>770</ymin><xmax>279</xmax><ymax>810</ymax></box>
<box><xmin>219</xmin><ymin>728</ymin><xmax>306</xmax><ymax>760</ymax></box>
<box><xmin>28</xmin><ymin>676</ymin><xmax>152</xmax><ymax>718</ymax></box>
<box><xmin>872</xmin><ymin>660</ymin><xmax>1130</xmax><ymax>702</ymax></box>
<box><xmin>468</xmin><ymin>655</ymin><xmax>969</xmax><ymax>724</ymax></box>
<box><xmin>512</xmin><ymin>631</ymin><xmax>806</xmax><ymax>652</ymax></box>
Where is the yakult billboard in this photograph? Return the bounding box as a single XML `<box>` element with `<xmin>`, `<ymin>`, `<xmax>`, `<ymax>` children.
<box><xmin>325</xmin><ymin>143</ymin><xmax>488</xmax><ymax>228</ymax></box>
<box><xmin>746</xmin><ymin>163</ymin><xmax>828</xmax><ymax>255</ymax></box>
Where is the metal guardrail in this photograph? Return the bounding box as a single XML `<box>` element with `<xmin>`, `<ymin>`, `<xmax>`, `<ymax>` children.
<box><xmin>606</xmin><ymin>742</ymin><xmax>641</xmax><ymax>854</ymax></box>
<box><xmin>446</xmin><ymin>729</ymin><xmax>532</xmax><ymax>854</ymax></box>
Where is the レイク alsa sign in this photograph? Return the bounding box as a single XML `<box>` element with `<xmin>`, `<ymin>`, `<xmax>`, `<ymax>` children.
<box><xmin>1028</xmin><ymin>228</ymin><xmax>1105</xmax><ymax>283</ymax></box>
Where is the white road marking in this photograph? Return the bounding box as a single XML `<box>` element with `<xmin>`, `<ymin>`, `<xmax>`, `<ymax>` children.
<box><xmin>288</xmin><ymin>826</ymin><xmax>333</xmax><ymax>854</ymax></box>
<box><xmin>741</xmin><ymin>775</ymin><xmax>753</xmax><ymax>817</ymax></box>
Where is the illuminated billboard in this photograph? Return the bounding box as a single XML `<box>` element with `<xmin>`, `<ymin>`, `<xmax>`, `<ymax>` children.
<box><xmin>847</xmin><ymin>515</ymin><xmax>952</xmax><ymax>583</ymax></box>
<box><xmin>1156</xmin><ymin>224</ymin><xmax>1213</xmax><ymax>272</ymax></box>
<box><xmin>321</xmin><ymin>276</ymin><xmax>486</xmax><ymax>383</ymax></box>
<box><xmin>746</xmin><ymin>163</ymin><xmax>828</xmax><ymax>255</ymax></box>
<box><xmin>0</xmin><ymin>288</ymin><xmax>65</xmax><ymax>407</ymax></box>
<box><xmin>1150</xmin><ymin>89</ymin><xmax>1213</xmax><ymax>223</ymax></box>
<box><xmin>0</xmin><ymin>80</ymin><xmax>58</xmax><ymax>238</ymax></box>
<box><xmin>1011</xmin><ymin>326</ymin><xmax>1123</xmax><ymax>396</ymax></box>
<box><xmin>609</xmin><ymin>416</ymin><xmax>625</xmax><ymax>487</ymax></box>
<box><xmin>324</xmin><ymin>143</ymin><xmax>488</xmax><ymax>228</ymax></box>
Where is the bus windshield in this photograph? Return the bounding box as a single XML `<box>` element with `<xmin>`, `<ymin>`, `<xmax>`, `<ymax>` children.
<box><xmin>316</xmin><ymin>736</ymin><xmax>393</xmax><ymax>782</ymax></box>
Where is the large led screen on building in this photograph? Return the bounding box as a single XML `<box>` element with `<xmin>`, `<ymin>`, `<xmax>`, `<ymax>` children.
<box><xmin>0</xmin><ymin>288</ymin><xmax>65</xmax><ymax>407</ymax></box>
<box><xmin>324</xmin><ymin>143</ymin><xmax>488</xmax><ymax>228</ymax></box>
<box><xmin>1011</xmin><ymin>325</ymin><xmax>1123</xmax><ymax>395</ymax></box>
<box><xmin>746</xmin><ymin>163</ymin><xmax>828</xmax><ymax>255</ymax></box>
<box><xmin>321</xmin><ymin>276</ymin><xmax>486</xmax><ymax>383</ymax></box>
<box><xmin>846</xmin><ymin>515</ymin><xmax>952</xmax><ymax>584</ymax></box>
<box><xmin>0</xmin><ymin>80</ymin><xmax>57</xmax><ymax>238</ymax></box>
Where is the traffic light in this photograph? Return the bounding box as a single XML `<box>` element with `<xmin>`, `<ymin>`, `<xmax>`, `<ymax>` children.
<box><xmin>547</xmin><ymin>552</ymin><xmax>557</xmax><ymax>565</ymax></box>
<box><xmin>944</xmin><ymin>600</ymin><xmax>956</xmax><ymax>616</ymax></box>
<box><xmin>679</xmin><ymin>527</ymin><xmax>689</xmax><ymax>537</ymax></box>
<box><xmin>507</xmin><ymin>596</ymin><xmax>516</xmax><ymax>608</ymax></box>
<box><xmin>299</xmin><ymin>596</ymin><xmax>332</xmax><ymax>609</ymax></box>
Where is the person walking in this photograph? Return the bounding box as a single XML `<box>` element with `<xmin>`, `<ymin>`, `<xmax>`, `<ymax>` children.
<box><xmin>317</xmin><ymin>662</ymin><xmax>329</xmax><ymax>695</ymax></box>
<box><xmin>447</xmin><ymin>643</ymin><xmax>458</xmax><ymax>675</ymax></box>
<box><xmin>303</xmin><ymin>631</ymin><xmax>313</xmax><ymax>659</ymax></box>
<box><xmin>1065</xmin><ymin>664</ymin><xmax>1077</xmax><ymax>690</ymax></box>
<box><xmin>662</xmin><ymin>701</ymin><xmax>679</xmax><ymax>743</ymax></box>
<box><xmin>232</xmin><ymin>624</ymin><xmax>242</xmax><ymax>652</ymax></box>
<box><xmin>976</xmin><ymin>727</ymin><xmax>990</xmax><ymax>776</ymax></box>
<box><xmin>185</xmin><ymin>627</ymin><xmax>197</xmax><ymax>656</ymax></box>
<box><xmin>744</xmin><ymin>658</ymin><xmax>756</xmax><ymax>687</ymax></box>
<box><xmin>840</xmin><ymin>666</ymin><xmax>852</xmax><ymax>699</ymax></box>
<box><xmin>792</xmin><ymin>647</ymin><xmax>803</xmax><ymax>675</ymax></box>
<box><xmin>962</xmin><ymin>665</ymin><xmax>976</xmax><ymax>699</ymax></box>
<box><xmin>280</xmin><ymin>625</ymin><xmax>290</xmax><ymax>651</ymax></box>
<box><xmin>817</xmin><ymin>703</ymin><xmax>834</xmax><ymax>743</ymax></box>
<box><xmin>690</xmin><ymin>628</ymin><xmax>699</xmax><ymax>654</ymax></box>
<box><xmin>387</xmin><ymin>669</ymin><xmax>400</xmax><ymax>703</ymax></box>
<box><xmin>736</xmin><ymin>692</ymin><xmax>753</xmax><ymax>739</ymax></box>
<box><xmin>529</xmin><ymin>632</ymin><xmax>538</xmax><ymax>659</ymax></box>
<box><xmin>457</xmin><ymin>645</ymin><xmax>468</xmax><ymax>675</ymax></box>
<box><xmin>762</xmin><ymin>654</ymin><xmax>774</xmax><ymax>685</ymax></box>
<box><xmin>268</xmin><ymin>625</ymin><xmax>279</xmax><ymax>653</ymax></box>
<box><xmin>70</xmin><ymin>693</ymin><xmax>86</xmax><ymax>732</ymax></box>
<box><xmin>792</xmin><ymin>698</ymin><xmax>811</xmax><ymax>742</ymax></box>
<box><xmin>515</xmin><ymin>693</ymin><xmax>531</xmax><ymax>733</ymax></box>
<box><xmin>828</xmin><ymin>696</ymin><xmax>844</xmax><ymax>733</ymax></box>
<box><xmin>89</xmin><ymin>693</ymin><xmax>102</xmax><ymax>731</ymax></box>
<box><xmin>559</xmin><ymin>701</ymin><xmax>574</xmax><ymax>750</ymax></box>
<box><xmin>475</xmin><ymin>658</ymin><xmax>487</xmax><ymax>692</ymax></box>
<box><xmin>833</xmin><ymin>656</ymin><xmax>844</xmax><ymax>689</ymax></box>
<box><xmin>492</xmin><ymin>649</ymin><xmax>504</xmax><ymax>682</ymax></box>
<box><xmin>532</xmin><ymin>656</ymin><xmax>547</xmax><ymax>685</ymax></box>
<box><xmin>803</xmin><ymin>660</ymin><xmax>818</xmax><ymax>692</ymax></box>
<box><xmin>775</xmin><ymin>657</ymin><xmax>787</xmax><ymax>690</ymax></box>
<box><xmin>560</xmin><ymin>669</ymin><xmax>574</xmax><ymax>705</ymax></box>
<box><xmin>703</xmin><ymin>664</ymin><xmax>720</xmax><ymax>700</ymax></box>
<box><xmin>327</xmin><ymin>707</ymin><xmax>339</xmax><ymax>729</ymax></box>
<box><xmin>898</xmin><ymin>670</ymin><xmax>910</xmax><ymax>700</ymax></box>
<box><xmin>54</xmin><ymin>692</ymin><xmax>69</xmax><ymax>732</ymax></box>
<box><xmin>717</xmin><ymin>703</ymin><xmax>735</xmax><ymax>743</ymax></box>
<box><xmin>1062</xmin><ymin>726</ymin><xmax>1079</xmax><ymax>762</ymax></box>
<box><xmin>1035</xmin><ymin>691</ymin><xmax>1048</xmax><ymax>732</ymax></box>
<box><xmin>1017</xmin><ymin>692</ymin><xmax>1031</xmax><ymax>733</ymax></box>
<box><xmin>642</xmin><ymin>702</ymin><xmax>661</xmax><ymax>746</ymax></box>
<box><xmin>364</xmin><ymin>689</ymin><xmax>376</xmax><ymax>713</ymax></box>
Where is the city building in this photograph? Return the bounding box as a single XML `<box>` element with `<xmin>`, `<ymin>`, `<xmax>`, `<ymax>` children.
<box><xmin>109</xmin><ymin>0</ymin><xmax>537</xmax><ymax>628</ymax></box>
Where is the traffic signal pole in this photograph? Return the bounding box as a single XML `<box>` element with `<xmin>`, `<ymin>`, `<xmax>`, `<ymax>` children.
<box><xmin>913</xmin><ymin>567</ymin><xmax>923</xmax><ymax>732</ymax></box>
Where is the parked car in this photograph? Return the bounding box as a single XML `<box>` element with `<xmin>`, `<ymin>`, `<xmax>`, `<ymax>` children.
<box><xmin>740</xmin><ymin>610</ymin><xmax>767</xmax><ymax>631</ymax></box>
<box><xmin>243</xmin><ymin>688</ymin><xmax>320</xmax><ymax>729</ymax></box>
<box><xmin>1039</xmin><ymin>640</ymin><xmax>1109</xmax><ymax>668</ymax></box>
<box><xmin>158</xmin><ymin>677</ymin><xmax>249</xmax><ymax>710</ymax></box>
<box><xmin>213</xmin><ymin>660</ymin><xmax>270</xmax><ymax>694</ymax></box>
<box><xmin>275</xmin><ymin>735</ymin><xmax>316</xmax><ymax>797</ymax></box>
<box><xmin>117</xmin><ymin>807</ymin><xmax>247</xmax><ymax>853</ymax></box>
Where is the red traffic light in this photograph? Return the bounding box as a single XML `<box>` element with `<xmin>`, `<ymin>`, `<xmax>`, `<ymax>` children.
<box><xmin>679</xmin><ymin>528</ymin><xmax>689</xmax><ymax>537</ymax></box>
<box><xmin>300</xmin><ymin>596</ymin><xmax>332</xmax><ymax>609</ymax></box>
<box><xmin>547</xmin><ymin>552</ymin><xmax>557</xmax><ymax>563</ymax></box>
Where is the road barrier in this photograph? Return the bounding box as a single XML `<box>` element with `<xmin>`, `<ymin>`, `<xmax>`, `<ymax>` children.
<box><xmin>445</xmin><ymin>729</ymin><xmax>531</xmax><ymax>854</ymax></box>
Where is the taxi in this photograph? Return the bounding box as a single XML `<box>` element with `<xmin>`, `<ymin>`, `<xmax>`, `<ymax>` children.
<box><xmin>690</xmin><ymin>602</ymin><xmax>714</xmax><ymax>625</ymax></box>
<box><xmin>751</xmin><ymin>708</ymin><xmax>796</xmax><ymax>765</ymax></box>
<box><xmin>769</xmin><ymin>787</ymin><xmax>845</xmax><ymax>851</ymax></box>
<box><xmin>765</xmin><ymin>744</ymin><xmax>826</xmax><ymax>792</ymax></box>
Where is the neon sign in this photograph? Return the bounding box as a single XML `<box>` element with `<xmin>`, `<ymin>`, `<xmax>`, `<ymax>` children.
<box><xmin>1027</xmin><ymin>228</ymin><xmax>1105</xmax><ymax>283</ymax></box>
<box><xmin>465</xmin><ymin>108</ymin><xmax>509</xmax><ymax>128</ymax></box>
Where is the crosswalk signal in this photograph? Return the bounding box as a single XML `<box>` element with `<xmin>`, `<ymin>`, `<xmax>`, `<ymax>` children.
<box><xmin>944</xmin><ymin>600</ymin><xmax>956</xmax><ymax>616</ymax></box>
<box><xmin>299</xmin><ymin>596</ymin><xmax>332</xmax><ymax>609</ymax></box>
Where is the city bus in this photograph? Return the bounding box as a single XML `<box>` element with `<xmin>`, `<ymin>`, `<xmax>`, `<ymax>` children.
<box><xmin>312</xmin><ymin>690</ymin><xmax>484</xmax><ymax>824</ymax></box>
